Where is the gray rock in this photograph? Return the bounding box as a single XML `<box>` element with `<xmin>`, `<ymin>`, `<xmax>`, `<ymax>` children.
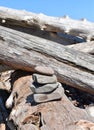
<box><xmin>33</xmin><ymin>83</ymin><xmax>64</xmax><ymax>103</ymax></box>
<box><xmin>30</xmin><ymin>84</ymin><xmax>36</xmax><ymax>93</ymax></box>
<box><xmin>30</xmin><ymin>83</ymin><xmax>59</xmax><ymax>94</ymax></box>
<box><xmin>34</xmin><ymin>66</ymin><xmax>54</xmax><ymax>75</ymax></box>
<box><xmin>32</xmin><ymin>74</ymin><xmax>57</xmax><ymax>84</ymax></box>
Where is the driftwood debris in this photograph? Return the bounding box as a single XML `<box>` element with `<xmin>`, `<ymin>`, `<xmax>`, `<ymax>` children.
<box><xmin>5</xmin><ymin>71</ymin><xmax>94</xmax><ymax>130</ymax></box>
<box><xmin>0</xmin><ymin>7</ymin><xmax>94</xmax><ymax>130</ymax></box>
<box><xmin>0</xmin><ymin>41</ymin><xmax>93</xmax><ymax>73</ymax></box>
<box><xmin>0</xmin><ymin>26</ymin><xmax>94</xmax><ymax>94</ymax></box>
<box><xmin>68</xmin><ymin>41</ymin><xmax>94</xmax><ymax>55</ymax></box>
<box><xmin>0</xmin><ymin>6</ymin><xmax>94</xmax><ymax>42</ymax></box>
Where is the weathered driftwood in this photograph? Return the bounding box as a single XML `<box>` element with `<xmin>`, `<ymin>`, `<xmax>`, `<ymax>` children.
<box><xmin>0</xmin><ymin>41</ymin><xmax>94</xmax><ymax>73</ymax></box>
<box><xmin>0</xmin><ymin>64</ymin><xmax>13</xmax><ymax>72</ymax></box>
<box><xmin>0</xmin><ymin>41</ymin><xmax>93</xmax><ymax>73</ymax></box>
<box><xmin>0</xmin><ymin>6</ymin><xmax>85</xmax><ymax>45</ymax></box>
<box><xmin>6</xmin><ymin>71</ymin><xmax>39</xmax><ymax>130</ymax></box>
<box><xmin>0</xmin><ymin>25</ymin><xmax>94</xmax><ymax>72</ymax></box>
<box><xmin>6</xmin><ymin>71</ymin><xmax>94</xmax><ymax>130</ymax></box>
<box><xmin>0</xmin><ymin>7</ymin><xmax>94</xmax><ymax>130</ymax></box>
<box><xmin>68</xmin><ymin>41</ymin><xmax>94</xmax><ymax>55</ymax></box>
<box><xmin>0</xmin><ymin>72</ymin><xmax>11</xmax><ymax>130</ymax></box>
<box><xmin>0</xmin><ymin>6</ymin><xmax>94</xmax><ymax>41</ymax></box>
<box><xmin>0</xmin><ymin>26</ymin><xmax>94</xmax><ymax>94</ymax></box>
<box><xmin>9</xmin><ymin>94</ymin><xmax>94</xmax><ymax>130</ymax></box>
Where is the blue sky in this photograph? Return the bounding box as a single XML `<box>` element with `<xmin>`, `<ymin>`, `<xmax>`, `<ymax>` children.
<box><xmin>0</xmin><ymin>0</ymin><xmax>94</xmax><ymax>22</ymax></box>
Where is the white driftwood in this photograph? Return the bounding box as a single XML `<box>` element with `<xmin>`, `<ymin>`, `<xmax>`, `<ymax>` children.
<box><xmin>0</xmin><ymin>6</ymin><xmax>94</xmax><ymax>41</ymax></box>
<box><xmin>0</xmin><ymin>26</ymin><xmax>94</xmax><ymax>94</ymax></box>
<box><xmin>68</xmin><ymin>41</ymin><xmax>94</xmax><ymax>55</ymax></box>
<box><xmin>0</xmin><ymin>26</ymin><xmax>94</xmax><ymax>72</ymax></box>
<box><xmin>0</xmin><ymin>41</ymin><xmax>93</xmax><ymax>73</ymax></box>
<box><xmin>0</xmin><ymin>41</ymin><xmax>94</xmax><ymax>73</ymax></box>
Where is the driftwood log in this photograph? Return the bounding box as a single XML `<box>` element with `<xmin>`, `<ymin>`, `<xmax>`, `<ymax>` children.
<box><xmin>0</xmin><ymin>6</ymin><xmax>94</xmax><ymax>42</ymax></box>
<box><xmin>0</xmin><ymin>7</ymin><xmax>94</xmax><ymax>130</ymax></box>
<box><xmin>68</xmin><ymin>41</ymin><xmax>94</xmax><ymax>55</ymax></box>
<box><xmin>0</xmin><ymin>41</ymin><xmax>94</xmax><ymax>72</ymax></box>
<box><xmin>0</xmin><ymin>39</ymin><xmax>94</xmax><ymax>73</ymax></box>
<box><xmin>5</xmin><ymin>71</ymin><xmax>94</xmax><ymax>130</ymax></box>
<box><xmin>0</xmin><ymin>41</ymin><xmax>94</xmax><ymax>77</ymax></box>
<box><xmin>0</xmin><ymin>26</ymin><xmax>94</xmax><ymax>94</ymax></box>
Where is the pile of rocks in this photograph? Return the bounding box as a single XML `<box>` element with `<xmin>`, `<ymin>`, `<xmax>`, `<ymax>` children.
<box><xmin>30</xmin><ymin>66</ymin><xmax>64</xmax><ymax>103</ymax></box>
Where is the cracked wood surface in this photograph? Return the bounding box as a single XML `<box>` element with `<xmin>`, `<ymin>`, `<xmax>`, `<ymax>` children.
<box><xmin>0</xmin><ymin>6</ymin><xmax>94</xmax><ymax>41</ymax></box>
<box><xmin>68</xmin><ymin>41</ymin><xmax>94</xmax><ymax>55</ymax></box>
<box><xmin>0</xmin><ymin>26</ymin><xmax>94</xmax><ymax>94</ymax></box>
<box><xmin>0</xmin><ymin>41</ymin><xmax>94</xmax><ymax>72</ymax></box>
<box><xmin>0</xmin><ymin>26</ymin><xmax>94</xmax><ymax>72</ymax></box>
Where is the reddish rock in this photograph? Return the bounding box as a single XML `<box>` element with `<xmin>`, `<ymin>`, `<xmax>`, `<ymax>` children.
<box><xmin>35</xmin><ymin>66</ymin><xmax>54</xmax><ymax>75</ymax></box>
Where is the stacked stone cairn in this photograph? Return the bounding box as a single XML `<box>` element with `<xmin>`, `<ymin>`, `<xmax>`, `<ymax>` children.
<box><xmin>30</xmin><ymin>66</ymin><xmax>64</xmax><ymax>103</ymax></box>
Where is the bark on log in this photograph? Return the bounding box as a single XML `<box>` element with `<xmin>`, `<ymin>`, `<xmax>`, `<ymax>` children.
<box><xmin>0</xmin><ymin>26</ymin><xmax>94</xmax><ymax>94</ymax></box>
<box><xmin>0</xmin><ymin>6</ymin><xmax>94</xmax><ymax>41</ymax></box>
<box><xmin>68</xmin><ymin>41</ymin><xmax>94</xmax><ymax>55</ymax></box>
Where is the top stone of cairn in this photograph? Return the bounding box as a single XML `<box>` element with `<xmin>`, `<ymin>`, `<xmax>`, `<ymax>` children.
<box><xmin>35</xmin><ymin>66</ymin><xmax>54</xmax><ymax>75</ymax></box>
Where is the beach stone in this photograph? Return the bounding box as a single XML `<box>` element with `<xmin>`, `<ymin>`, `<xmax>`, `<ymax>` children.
<box><xmin>30</xmin><ymin>82</ymin><xmax>59</xmax><ymax>94</ymax></box>
<box><xmin>32</xmin><ymin>74</ymin><xmax>57</xmax><ymax>84</ymax></box>
<box><xmin>34</xmin><ymin>66</ymin><xmax>54</xmax><ymax>75</ymax></box>
<box><xmin>33</xmin><ymin>83</ymin><xmax>64</xmax><ymax>103</ymax></box>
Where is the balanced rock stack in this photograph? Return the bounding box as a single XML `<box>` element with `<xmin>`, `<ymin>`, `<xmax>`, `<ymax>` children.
<box><xmin>30</xmin><ymin>66</ymin><xmax>64</xmax><ymax>103</ymax></box>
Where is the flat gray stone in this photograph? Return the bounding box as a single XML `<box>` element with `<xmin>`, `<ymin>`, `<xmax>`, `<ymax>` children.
<box><xmin>32</xmin><ymin>74</ymin><xmax>57</xmax><ymax>84</ymax></box>
<box><xmin>34</xmin><ymin>66</ymin><xmax>54</xmax><ymax>75</ymax></box>
<box><xmin>30</xmin><ymin>83</ymin><xmax>59</xmax><ymax>94</ymax></box>
<box><xmin>33</xmin><ymin>83</ymin><xmax>64</xmax><ymax>103</ymax></box>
